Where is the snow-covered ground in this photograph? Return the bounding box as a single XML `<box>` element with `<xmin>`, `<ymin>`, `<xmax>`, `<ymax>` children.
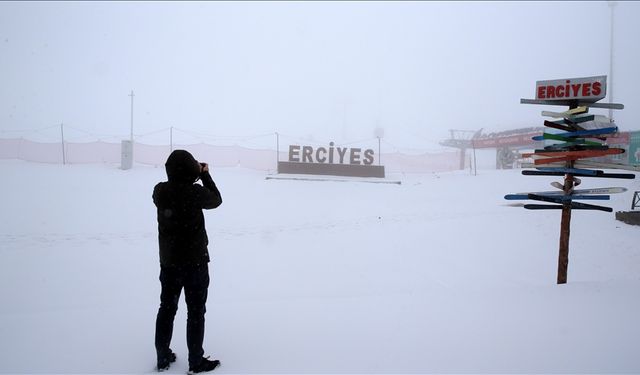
<box><xmin>1</xmin><ymin>159</ymin><xmax>639</xmax><ymax>374</ymax></box>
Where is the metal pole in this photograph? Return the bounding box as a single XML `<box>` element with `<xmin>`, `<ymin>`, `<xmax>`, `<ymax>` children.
<box><xmin>275</xmin><ymin>132</ymin><xmax>281</xmax><ymax>174</ymax></box>
<box><xmin>608</xmin><ymin>1</ymin><xmax>616</xmax><ymax>121</ymax></box>
<box><xmin>128</xmin><ymin>90</ymin><xmax>135</xmax><ymax>168</ymax></box>
<box><xmin>472</xmin><ymin>140</ymin><xmax>477</xmax><ymax>176</ymax></box>
<box><xmin>342</xmin><ymin>102</ymin><xmax>347</xmax><ymax>141</ymax></box>
<box><xmin>60</xmin><ymin>122</ymin><xmax>66</xmax><ymax>165</ymax></box>
<box><xmin>378</xmin><ymin>136</ymin><xmax>381</xmax><ymax>166</ymax></box>
<box><xmin>170</xmin><ymin>126</ymin><xmax>173</xmax><ymax>152</ymax></box>
<box><xmin>276</xmin><ymin>132</ymin><xmax>280</xmax><ymax>164</ymax></box>
<box><xmin>129</xmin><ymin>90</ymin><xmax>134</xmax><ymax>142</ymax></box>
<box><xmin>459</xmin><ymin>148</ymin><xmax>466</xmax><ymax>170</ymax></box>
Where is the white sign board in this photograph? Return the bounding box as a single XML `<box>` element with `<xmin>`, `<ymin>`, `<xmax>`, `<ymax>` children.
<box><xmin>535</xmin><ymin>75</ymin><xmax>606</xmax><ymax>102</ymax></box>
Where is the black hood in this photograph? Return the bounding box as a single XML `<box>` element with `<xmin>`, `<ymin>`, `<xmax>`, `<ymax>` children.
<box><xmin>165</xmin><ymin>150</ymin><xmax>200</xmax><ymax>183</ymax></box>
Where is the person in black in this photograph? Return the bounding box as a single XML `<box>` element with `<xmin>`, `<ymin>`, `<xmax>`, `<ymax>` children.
<box><xmin>152</xmin><ymin>150</ymin><xmax>223</xmax><ymax>373</ymax></box>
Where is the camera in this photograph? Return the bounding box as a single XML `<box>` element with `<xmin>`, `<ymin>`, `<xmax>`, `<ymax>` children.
<box><xmin>199</xmin><ymin>162</ymin><xmax>209</xmax><ymax>174</ymax></box>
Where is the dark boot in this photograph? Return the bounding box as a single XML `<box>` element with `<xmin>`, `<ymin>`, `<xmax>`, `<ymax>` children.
<box><xmin>189</xmin><ymin>357</ymin><xmax>220</xmax><ymax>373</ymax></box>
<box><xmin>157</xmin><ymin>351</ymin><xmax>176</xmax><ymax>372</ymax></box>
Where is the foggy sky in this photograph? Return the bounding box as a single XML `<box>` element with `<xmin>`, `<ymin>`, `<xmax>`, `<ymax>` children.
<box><xmin>1</xmin><ymin>1</ymin><xmax>638</xmax><ymax>150</ymax></box>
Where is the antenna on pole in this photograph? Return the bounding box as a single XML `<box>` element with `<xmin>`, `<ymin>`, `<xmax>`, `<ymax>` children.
<box><xmin>608</xmin><ymin>1</ymin><xmax>616</xmax><ymax>122</ymax></box>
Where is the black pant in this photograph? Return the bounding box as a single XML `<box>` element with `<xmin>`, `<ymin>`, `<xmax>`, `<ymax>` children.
<box><xmin>155</xmin><ymin>263</ymin><xmax>210</xmax><ymax>367</ymax></box>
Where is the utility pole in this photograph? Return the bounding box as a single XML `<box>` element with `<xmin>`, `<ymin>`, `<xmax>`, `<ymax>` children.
<box><xmin>608</xmin><ymin>1</ymin><xmax>616</xmax><ymax>122</ymax></box>
<box><xmin>121</xmin><ymin>90</ymin><xmax>135</xmax><ymax>170</ymax></box>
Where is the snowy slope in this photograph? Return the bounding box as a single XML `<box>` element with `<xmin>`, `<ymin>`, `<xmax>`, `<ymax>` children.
<box><xmin>1</xmin><ymin>160</ymin><xmax>639</xmax><ymax>373</ymax></box>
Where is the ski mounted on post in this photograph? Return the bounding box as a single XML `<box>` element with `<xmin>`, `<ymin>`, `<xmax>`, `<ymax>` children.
<box><xmin>526</xmin><ymin>193</ymin><xmax>613</xmax><ymax>212</ymax></box>
<box><xmin>535</xmin><ymin>167</ymin><xmax>602</xmax><ymax>175</ymax></box>
<box><xmin>523</xmin><ymin>203</ymin><xmax>613</xmax><ymax>212</ymax></box>
<box><xmin>541</xmin><ymin>144</ymin><xmax>609</xmax><ymax>152</ymax></box>
<box><xmin>544</xmin><ymin>114</ymin><xmax>595</xmax><ymax>127</ymax></box>
<box><xmin>530</xmin><ymin>150</ymin><xmax>626</xmax><ymax>165</ymax></box>
<box><xmin>504</xmin><ymin>194</ymin><xmax>610</xmax><ymax>201</ymax></box>
<box><xmin>541</xmin><ymin>186</ymin><xmax>626</xmax><ymax>195</ymax></box>
<box><xmin>540</xmin><ymin>106</ymin><xmax>589</xmax><ymax>118</ymax></box>
<box><xmin>531</xmin><ymin>132</ymin><xmax>602</xmax><ymax>145</ymax></box>
<box><xmin>522</xmin><ymin>170</ymin><xmax>635</xmax><ymax>179</ymax></box>
<box><xmin>531</xmin><ymin>126</ymin><xmax>618</xmax><ymax>141</ymax></box>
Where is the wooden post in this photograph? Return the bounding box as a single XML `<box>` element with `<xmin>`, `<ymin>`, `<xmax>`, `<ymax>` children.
<box><xmin>557</xmin><ymin>101</ymin><xmax>578</xmax><ymax>284</ymax></box>
<box><xmin>517</xmin><ymin>77</ymin><xmax>630</xmax><ymax>285</ymax></box>
<box><xmin>557</xmin><ymin>164</ymin><xmax>574</xmax><ymax>284</ymax></box>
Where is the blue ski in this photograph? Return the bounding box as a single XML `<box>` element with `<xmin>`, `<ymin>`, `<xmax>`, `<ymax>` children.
<box><xmin>504</xmin><ymin>194</ymin><xmax>610</xmax><ymax>201</ymax></box>
<box><xmin>527</xmin><ymin>187</ymin><xmax>626</xmax><ymax>195</ymax></box>
<box><xmin>535</xmin><ymin>167</ymin><xmax>602</xmax><ymax>176</ymax></box>
<box><xmin>522</xmin><ymin>170</ymin><xmax>636</xmax><ymax>179</ymax></box>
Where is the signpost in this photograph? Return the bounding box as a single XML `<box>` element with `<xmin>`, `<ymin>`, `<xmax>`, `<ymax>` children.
<box><xmin>507</xmin><ymin>75</ymin><xmax>635</xmax><ymax>284</ymax></box>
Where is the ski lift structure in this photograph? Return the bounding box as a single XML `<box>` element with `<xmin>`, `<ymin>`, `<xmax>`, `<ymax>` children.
<box><xmin>440</xmin><ymin>127</ymin><xmax>546</xmax><ymax>170</ymax></box>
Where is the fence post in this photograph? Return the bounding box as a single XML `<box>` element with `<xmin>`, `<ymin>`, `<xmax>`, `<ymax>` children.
<box><xmin>276</xmin><ymin>132</ymin><xmax>280</xmax><ymax>166</ymax></box>
<box><xmin>60</xmin><ymin>122</ymin><xmax>66</xmax><ymax>165</ymax></box>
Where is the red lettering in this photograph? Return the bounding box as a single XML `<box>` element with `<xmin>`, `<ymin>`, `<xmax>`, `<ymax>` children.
<box><xmin>537</xmin><ymin>86</ymin><xmax>546</xmax><ymax>99</ymax></box>
<box><xmin>547</xmin><ymin>85</ymin><xmax>556</xmax><ymax>98</ymax></box>
<box><xmin>571</xmin><ymin>84</ymin><xmax>581</xmax><ymax>97</ymax></box>
<box><xmin>536</xmin><ymin>78</ymin><xmax>604</xmax><ymax>100</ymax></box>
<box><xmin>592</xmin><ymin>81</ymin><xmax>602</xmax><ymax>96</ymax></box>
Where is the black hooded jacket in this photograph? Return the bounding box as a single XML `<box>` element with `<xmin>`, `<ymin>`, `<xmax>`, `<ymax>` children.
<box><xmin>152</xmin><ymin>150</ymin><xmax>222</xmax><ymax>267</ymax></box>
